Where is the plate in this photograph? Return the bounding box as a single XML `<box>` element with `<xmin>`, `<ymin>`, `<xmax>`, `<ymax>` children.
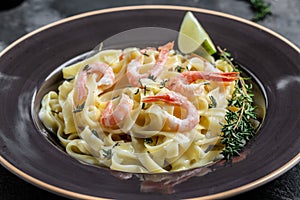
<box><xmin>0</xmin><ymin>5</ymin><xmax>299</xmax><ymax>199</ymax></box>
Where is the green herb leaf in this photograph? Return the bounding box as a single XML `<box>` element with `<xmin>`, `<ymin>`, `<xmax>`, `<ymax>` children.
<box><xmin>144</xmin><ymin>138</ymin><xmax>153</xmax><ymax>144</ymax></box>
<box><xmin>113</xmin><ymin>142</ymin><xmax>120</xmax><ymax>148</ymax></box>
<box><xmin>175</xmin><ymin>65</ymin><xmax>184</xmax><ymax>73</ymax></box>
<box><xmin>91</xmin><ymin>129</ymin><xmax>99</xmax><ymax>138</ymax></box>
<box><xmin>73</xmin><ymin>102</ymin><xmax>85</xmax><ymax>113</ymax></box>
<box><xmin>134</xmin><ymin>88</ymin><xmax>140</xmax><ymax>95</ymax></box>
<box><xmin>102</xmin><ymin>149</ymin><xmax>112</xmax><ymax>159</ymax></box>
<box><xmin>83</xmin><ymin>64</ymin><xmax>91</xmax><ymax>71</ymax></box>
<box><xmin>102</xmin><ymin>144</ymin><xmax>120</xmax><ymax>159</ymax></box>
<box><xmin>112</xmin><ymin>95</ymin><xmax>120</xmax><ymax>100</ymax></box>
<box><xmin>143</xmin><ymin>85</ymin><xmax>150</xmax><ymax>96</ymax></box>
<box><xmin>209</xmin><ymin>95</ymin><xmax>217</xmax><ymax>108</ymax></box>
<box><xmin>142</xmin><ymin>52</ymin><xmax>149</xmax><ymax>57</ymax></box>
<box><xmin>138</xmin><ymin>79</ymin><xmax>143</xmax><ymax>87</ymax></box>
<box><xmin>159</xmin><ymin>79</ymin><xmax>168</xmax><ymax>88</ymax></box>
<box><xmin>245</xmin><ymin>0</ymin><xmax>272</xmax><ymax>21</ymax></box>
<box><xmin>148</xmin><ymin>74</ymin><xmax>156</xmax><ymax>81</ymax></box>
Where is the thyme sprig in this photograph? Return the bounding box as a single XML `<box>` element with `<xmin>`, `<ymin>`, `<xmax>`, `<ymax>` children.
<box><xmin>218</xmin><ymin>47</ymin><xmax>257</xmax><ymax>159</ymax></box>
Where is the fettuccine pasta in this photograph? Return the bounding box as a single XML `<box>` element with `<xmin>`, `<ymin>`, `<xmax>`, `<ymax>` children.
<box><xmin>39</xmin><ymin>41</ymin><xmax>239</xmax><ymax>173</ymax></box>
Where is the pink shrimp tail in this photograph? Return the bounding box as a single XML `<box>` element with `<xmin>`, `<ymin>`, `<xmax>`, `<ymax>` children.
<box><xmin>155</xmin><ymin>41</ymin><xmax>174</xmax><ymax>68</ymax></box>
<box><xmin>143</xmin><ymin>41</ymin><xmax>175</xmax><ymax>79</ymax></box>
<box><xmin>158</xmin><ymin>41</ymin><xmax>174</xmax><ymax>52</ymax></box>
<box><xmin>182</xmin><ymin>71</ymin><xmax>239</xmax><ymax>83</ymax></box>
<box><xmin>142</xmin><ymin>93</ymin><xmax>182</xmax><ymax>106</ymax></box>
<box><xmin>76</xmin><ymin>70</ymin><xmax>88</xmax><ymax>103</ymax></box>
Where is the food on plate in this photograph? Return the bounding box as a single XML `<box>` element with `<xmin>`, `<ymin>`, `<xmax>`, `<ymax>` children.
<box><xmin>38</xmin><ymin>12</ymin><xmax>259</xmax><ymax>173</ymax></box>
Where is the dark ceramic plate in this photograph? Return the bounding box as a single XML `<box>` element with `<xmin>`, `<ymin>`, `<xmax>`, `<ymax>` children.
<box><xmin>0</xmin><ymin>5</ymin><xmax>299</xmax><ymax>200</ymax></box>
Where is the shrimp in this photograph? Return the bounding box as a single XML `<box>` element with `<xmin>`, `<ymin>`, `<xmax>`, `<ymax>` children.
<box><xmin>88</xmin><ymin>62</ymin><xmax>115</xmax><ymax>88</ymax></box>
<box><xmin>166</xmin><ymin>71</ymin><xmax>239</xmax><ymax>97</ymax></box>
<box><xmin>75</xmin><ymin>70</ymin><xmax>88</xmax><ymax>103</ymax></box>
<box><xmin>181</xmin><ymin>71</ymin><xmax>239</xmax><ymax>83</ymax></box>
<box><xmin>142</xmin><ymin>92</ymin><xmax>199</xmax><ymax>132</ymax></box>
<box><xmin>100</xmin><ymin>93</ymin><xmax>134</xmax><ymax>127</ymax></box>
<box><xmin>75</xmin><ymin>62</ymin><xmax>115</xmax><ymax>104</ymax></box>
<box><xmin>127</xmin><ymin>41</ymin><xmax>174</xmax><ymax>87</ymax></box>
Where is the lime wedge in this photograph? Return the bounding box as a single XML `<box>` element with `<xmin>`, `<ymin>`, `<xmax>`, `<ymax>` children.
<box><xmin>178</xmin><ymin>11</ymin><xmax>216</xmax><ymax>55</ymax></box>
<box><xmin>194</xmin><ymin>45</ymin><xmax>215</xmax><ymax>63</ymax></box>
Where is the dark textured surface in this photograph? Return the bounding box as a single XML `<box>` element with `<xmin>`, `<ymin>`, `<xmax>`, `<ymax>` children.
<box><xmin>0</xmin><ymin>1</ymin><xmax>299</xmax><ymax>200</ymax></box>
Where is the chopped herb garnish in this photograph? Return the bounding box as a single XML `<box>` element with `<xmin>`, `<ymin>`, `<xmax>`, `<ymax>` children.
<box><xmin>143</xmin><ymin>85</ymin><xmax>147</xmax><ymax>95</ymax></box>
<box><xmin>143</xmin><ymin>85</ymin><xmax>150</xmax><ymax>96</ymax></box>
<box><xmin>148</xmin><ymin>74</ymin><xmax>156</xmax><ymax>81</ymax></box>
<box><xmin>142</xmin><ymin>52</ymin><xmax>149</xmax><ymax>57</ymax></box>
<box><xmin>113</xmin><ymin>142</ymin><xmax>120</xmax><ymax>148</ymax></box>
<box><xmin>138</xmin><ymin>79</ymin><xmax>143</xmax><ymax>87</ymax></box>
<box><xmin>102</xmin><ymin>149</ymin><xmax>112</xmax><ymax>159</ymax></box>
<box><xmin>175</xmin><ymin>65</ymin><xmax>184</xmax><ymax>73</ymax></box>
<box><xmin>142</xmin><ymin>102</ymin><xmax>146</xmax><ymax>109</ymax></box>
<box><xmin>144</xmin><ymin>138</ymin><xmax>153</xmax><ymax>144</ymax></box>
<box><xmin>209</xmin><ymin>95</ymin><xmax>217</xmax><ymax>108</ymax></box>
<box><xmin>112</xmin><ymin>95</ymin><xmax>120</xmax><ymax>100</ymax></box>
<box><xmin>72</xmin><ymin>102</ymin><xmax>85</xmax><ymax>113</ymax></box>
<box><xmin>159</xmin><ymin>79</ymin><xmax>168</xmax><ymax>88</ymax></box>
<box><xmin>218</xmin><ymin>47</ymin><xmax>258</xmax><ymax>160</ymax></box>
<box><xmin>83</xmin><ymin>64</ymin><xmax>91</xmax><ymax>71</ymax></box>
<box><xmin>134</xmin><ymin>89</ymin><xmax>140</xmax><ymax>95</ymax></box>
<box><xmin>91</xmin><ymin>129</ymin><xmax>99</xmax><ymax>138</ymax></box>
<box><xmin>102</xmin><ymin>143</ymin><xmax>120</xmax><ymax>159</ymax></box>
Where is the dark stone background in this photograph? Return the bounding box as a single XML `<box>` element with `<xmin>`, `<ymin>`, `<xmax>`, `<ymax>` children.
<box><xmin>0</xmin><ymin>0</ymin><xmax>299</xmax><ymax>199</ymax></box>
